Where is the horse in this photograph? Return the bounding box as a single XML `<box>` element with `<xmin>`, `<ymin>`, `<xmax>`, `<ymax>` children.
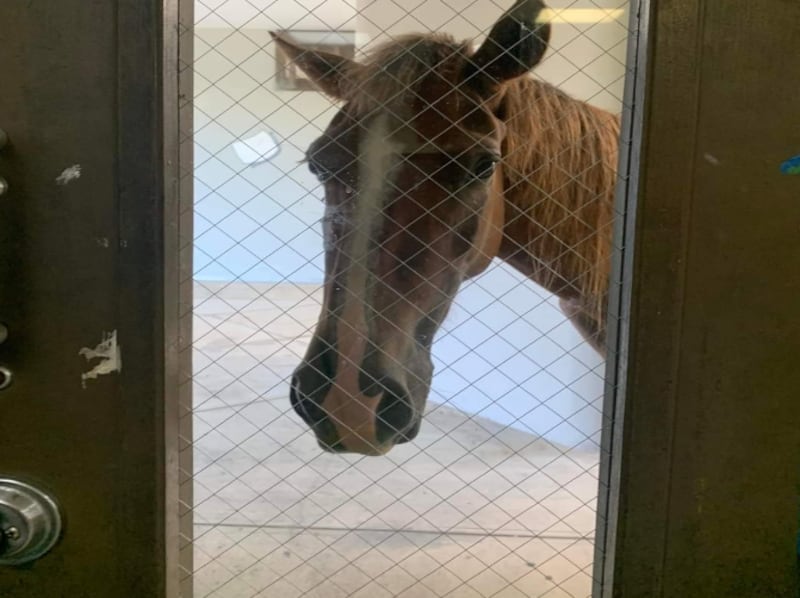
<box><xmin>274</xmin><ymin>0</ymin><xmax>620</xmax><ymax>456</ymax></box>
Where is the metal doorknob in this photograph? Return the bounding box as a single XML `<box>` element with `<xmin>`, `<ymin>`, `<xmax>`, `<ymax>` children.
<box><xmin>0</xmin><ymin>478</ymin><xmax>62</xmax><ymax>566</ymax></box>
<box><xmin>0</xmin><ymin>366</ymin><xmax>13</xmax><ymax>390</ymax></box>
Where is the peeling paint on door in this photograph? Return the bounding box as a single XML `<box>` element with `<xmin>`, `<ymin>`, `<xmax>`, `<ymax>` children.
<box><xmin>79</xmin><ymin>330</ymin><xmax>122</xmax><ymax>388</ymax></box>
<box><xmin>56</xmin><ymin>164</ymin><xmax>82</xmax><ymax>185</ymax></box>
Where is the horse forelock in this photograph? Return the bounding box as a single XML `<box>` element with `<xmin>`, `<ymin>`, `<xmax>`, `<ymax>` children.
<box><xmin>343</xmin><ymin>34</ymin><xmax>472</xmax><ymax>116</ymax></box>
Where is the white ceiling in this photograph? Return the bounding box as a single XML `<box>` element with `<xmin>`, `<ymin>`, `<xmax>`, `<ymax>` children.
<box><xmin>195</xmin><ymin>0</ymin><xmax>628</xmax><ymax>30</ymax></box>
<box><xmin>195</xmin><ymin>0</ymin><xmax>358</xmax><ymax>29</ymax></box>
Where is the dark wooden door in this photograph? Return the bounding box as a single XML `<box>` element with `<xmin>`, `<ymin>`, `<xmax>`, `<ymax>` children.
<box><xmin>0</xmin><ymin>2</ymin><xmax>179</xmax><ymax>596</ymax></box>
<box><xmin>598</xmin><ymin>1</ymin><xmax>800</xmax><ymax>596</ymax></box>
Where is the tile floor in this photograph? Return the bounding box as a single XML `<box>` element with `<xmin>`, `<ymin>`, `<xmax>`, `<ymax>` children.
<box><xmin>190</xmin><ymin>282</ymin><xmax>599</xmax><ymax>597</ymax></box>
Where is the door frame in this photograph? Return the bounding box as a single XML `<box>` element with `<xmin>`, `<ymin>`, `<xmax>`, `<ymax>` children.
<box><xmin>596</xmin><ymin>1</ymin><xmax>800</xmax><ymax>596</ymax></box>
<box><xmin>593</xmin><ymin>0</ymin><xmax>651</xmax><ymax>593</ymax></box>
<box><xmin>122</xmin><ymin>0</ymin><xmax>183</xmax><ymax>595</ymax></box>
<box><xmin>163</xmin><ymin>0</ymin><xmax>185</xmax><ymax>596</ymax></box>
<box><xmin>174</xmin><ymin>0</ymin><xmax>195</xmax><ymax>595</ymax></box>
<box><xmin>171</xmin><ymin>0</ymin><xmax>800</xmax><ymax>596</ymax></box>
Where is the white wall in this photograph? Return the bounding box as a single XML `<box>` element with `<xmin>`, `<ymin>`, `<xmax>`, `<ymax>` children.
<box><xmin>193</xmin><ymin>0</ymin><xmax>630</xmax><ymax>447</ymax></box>
<box><xmin>195</xmin><ymin>0</ymin><xmax>358</xmax><ymax>30</ymax></box>
<box><xmin>194</xmin><ymin>25</ymin><xmax>336</xmax><ymax>282</ymax></box>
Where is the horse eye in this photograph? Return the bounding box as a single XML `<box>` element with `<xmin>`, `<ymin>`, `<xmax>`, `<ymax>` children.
<box><xmin>472</xmin><ymin>156</ymin><xmax>499</xmax><ymax>181</ymax></box>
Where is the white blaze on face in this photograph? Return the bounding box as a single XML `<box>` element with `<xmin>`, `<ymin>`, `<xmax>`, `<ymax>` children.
<box><xmin>321</xmin><ymin>113</ymin><xmax>405</xmax><ymax>453</ymax></box>
<box><xmin>342</xmin><ymin>112</ymin><xmax>401</xmax><ymax>324</ymax></box>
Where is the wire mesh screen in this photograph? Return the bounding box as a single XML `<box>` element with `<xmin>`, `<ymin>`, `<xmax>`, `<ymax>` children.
<box><xmin>183</xmin><ymin>1</ymin><xmax>634</xmax><ymax>596</ymax></box>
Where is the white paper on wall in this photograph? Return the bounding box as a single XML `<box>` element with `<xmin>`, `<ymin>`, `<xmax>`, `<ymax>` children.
<box><xmin>232</xmin><ymin>131</ymin><xmax>280</xmax><ymax>165</ymax></box>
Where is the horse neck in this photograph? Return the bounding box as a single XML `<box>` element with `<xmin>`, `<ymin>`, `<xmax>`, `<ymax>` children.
<box><xmin>496</xmin><ymin>78</ymin><xmax>620</xmax><ymax>316</ymax></box>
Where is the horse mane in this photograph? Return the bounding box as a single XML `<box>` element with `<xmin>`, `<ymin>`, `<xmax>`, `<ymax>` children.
<box><xmin>342</xmin><ymin>33</ymin><xmax>620</xmax><ymax>324</ymax></box>
<box><xmin>501</xmin><ymin>79</ymin><xmax>620</xmax><ymax>323</ymax></box>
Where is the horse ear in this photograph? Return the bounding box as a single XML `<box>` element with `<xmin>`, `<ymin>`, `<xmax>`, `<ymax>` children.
<box><xmin>271</xmin><ymin>32</ymin><xmax>359</xmax><ymax>99</ymax></box>
<box><xmin>464</xmin><ymin>0</ymin><xmax>551</xmax><ymax>96</ymax></box>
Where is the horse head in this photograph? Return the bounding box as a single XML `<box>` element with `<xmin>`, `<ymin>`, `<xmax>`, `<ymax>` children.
<box><xmin>276</xmin><ymin>0</ymin><xmax>552</xmax><ymax>455</ymax></box>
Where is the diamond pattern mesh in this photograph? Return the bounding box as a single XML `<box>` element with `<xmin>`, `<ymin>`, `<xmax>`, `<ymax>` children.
<box><xmin>180</xmin><ymin>1</ymin><xmax>634</xmax><ymax>596</ymax></box>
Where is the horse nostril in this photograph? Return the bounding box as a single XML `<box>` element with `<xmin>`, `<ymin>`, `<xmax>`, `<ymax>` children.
<box><xmin>290</xmin><ymin>372</ymin><xmax>327</xmax><ymax>427</ymax></box>
<box><xmin>375</xmin><ymin>378</ymin><xmax>416</xmax><ymax>445</ymax></box>
<box><xmin>397</xmin><ymin>417</ymin><xmax>422</xmax><ymax>443</ymax></box>
<box><xmin>290</xmin><ymin>375</ymin><xmax>300</xmax><ymax>403</ymax></box>
<box><xmin>290</xmin><ymin>374</ymin><xmax>308</xmax><ymax>421</ymax></box>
